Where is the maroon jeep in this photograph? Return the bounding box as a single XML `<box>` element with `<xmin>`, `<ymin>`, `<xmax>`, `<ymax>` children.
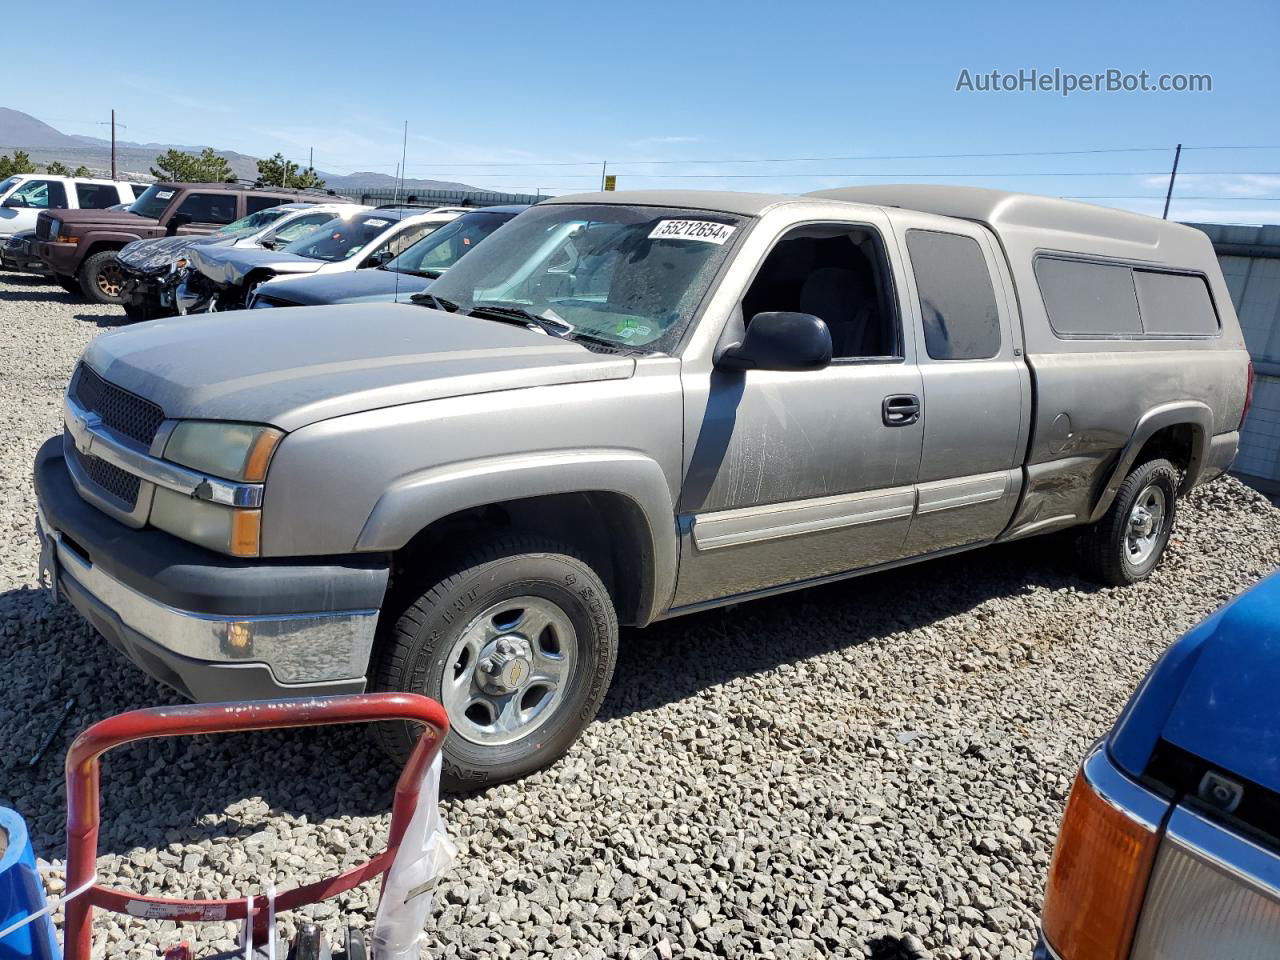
<box><xmin>30</xmin><ymin>183</ymin><xmax>333</xmax><ymax>305</ymax></box>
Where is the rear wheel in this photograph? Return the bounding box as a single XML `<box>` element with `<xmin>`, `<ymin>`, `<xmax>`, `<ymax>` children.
<box><xmin>1077</xmin><ymin>457</ymin><xmax>1179</xmax><ymax>585</ymax></box>
<box><xmin>369</xmin><ymin>535</ymin><xmax>618</xmax><ymax>791</ymax></box>
<box><xmin>79</xmin><ymin>250</ymin><xmax>126</xmax><ymax>305</ymax></box>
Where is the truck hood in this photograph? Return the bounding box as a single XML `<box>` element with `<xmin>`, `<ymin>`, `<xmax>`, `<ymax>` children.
<box><xmin>257</xmin><ymin>268</ymin><xmax>423</xmax><ymax>306</ymax></box>
<box><xmin>1110</xmin><ymin>570</ymin><xmax>1280</xmax><ymax>795</ymax></box>
<box><xmin>44</xmin><ymin>208</ymin><xmax>156</xmax><ymax>230</ymax></box>
<box><xmin>82</xmin><ymin>302</ymin><xmax>636</xmax><ymax>431</ymax></box>
<box><xmin>189</xmin><ymin>244</ymin><xmax>324</xmax><ymax>287</ymax></box>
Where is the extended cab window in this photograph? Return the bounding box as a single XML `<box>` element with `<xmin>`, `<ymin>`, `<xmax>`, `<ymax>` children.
<box><xmin>75</xmin><ymin>182</ymin><xmax>120</xmax><ymax>210</ymax></box>
<box><xmin>742</xmin><ymin>224</ymin><xmax>899</xmax><ymax>359</ymax></box>
<box><xmin>174</xmin><ymin>192</ymin><xmax>238</xmax><ymax>225</ymax></box>
<box><xmin>1133</xmin><ymin>270</ymin><xmax>1219</xmax><ymax>336</ymax></box>
<box><xmin>7</xmin><ymin>179</ymin><xmax>68</xmax><ymax>209</ymax></box>
<box><xmin>1035</xmin><ymin>257</ymin><xmax>1142</xmax><ymax>337</ymax></box>
<box><xmin>906</xmin><ymin>230</ymin><xmax>1001</xmax><ymax>360</ymax></box>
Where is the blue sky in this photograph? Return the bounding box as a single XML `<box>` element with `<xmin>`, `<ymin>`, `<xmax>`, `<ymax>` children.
<box><xmin>8</xmin><ymin>0</ymin><xmax>1279</xmax><ymax>223</ymax></box>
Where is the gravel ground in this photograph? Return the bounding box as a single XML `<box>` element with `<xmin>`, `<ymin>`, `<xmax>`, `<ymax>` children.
<box><xmin>1</xmin><ymin>272</ymin><xmax>1277</xmax><ymax>960</ymax></box>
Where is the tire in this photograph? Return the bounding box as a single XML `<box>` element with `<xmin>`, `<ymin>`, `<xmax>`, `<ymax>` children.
<box><xmin>369</xmin><ymin>535</ymin><xmax>618</xmax><ymax>791</ymax></box>
<box><xmin>79</xmin><ymin>250</ymin><xmax>126</xmax><ymax>305</ymax></box>
<box><xmin>55</xmin><ymin>274</ymin><xmax>81</xmax><ymax>296</ymax></box>
<box><xmin>1078</xmin><ymin>457</ymin><xmax>1179</xmax><ymax>586</ymax></box>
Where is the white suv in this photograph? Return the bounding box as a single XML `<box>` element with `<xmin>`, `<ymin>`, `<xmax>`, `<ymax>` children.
<box><xmin>0</xmin><ymin>174</ymin><xmax>144</xmax><ymax>237</ymax></box>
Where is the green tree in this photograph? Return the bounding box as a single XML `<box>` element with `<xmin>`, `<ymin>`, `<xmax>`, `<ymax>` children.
<box><xmin>150</xmin><ymin>147</ymin><xmax>235</xmax><ymax>183</ymax></box>
<box><xmin>255</xmin><ymin>152</ymin><xmax>325</xmax><ymax>190</ymax></box>
<box><xmin>45</xmin><ymin>160</ymin><xmax>71</xmax><ymax>176</ymax></box>
<box><xmin>72</xmin><ymin>165</ymin><xmax>92</xmax><ymax>178</ymax></box>
<box><xmin>0</xmin><ymin>150</ymin><xmax>37</xmax><ymax>179</ymax></box>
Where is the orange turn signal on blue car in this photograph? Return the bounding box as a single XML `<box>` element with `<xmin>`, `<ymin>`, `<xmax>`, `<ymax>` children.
<box><xmin>1040</xmin><ymin>770</ymin><xmax>1160</xmax><ymax>960</ymax></box>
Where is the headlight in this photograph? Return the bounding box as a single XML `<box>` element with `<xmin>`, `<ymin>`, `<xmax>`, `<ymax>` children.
<box><xmin>164</xmin><ymin>421</ymin><xmax>283</xmax><ymax>482</ymax></box>
<box><xmin>151</xmin><ymin>487</ymin><xmax>261</xmax><ymax>557</ymax></box>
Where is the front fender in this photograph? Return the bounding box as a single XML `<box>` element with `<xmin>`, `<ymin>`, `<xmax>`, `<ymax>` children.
<box><xmin>1089</xmin><ymin>401</ymin><xmax>1212</xmax><ymax>522</ymax></box>
<box><xmin>355</xmin><ymin>448</ymin><xmax>678</xmax><ymax>621</ymax></box>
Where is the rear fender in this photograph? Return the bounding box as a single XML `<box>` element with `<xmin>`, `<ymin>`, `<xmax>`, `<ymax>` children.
<box><xmin>1089</xmin><ymin>401</ymin><xmax>1212</xmax><ymax>522</ymax></box>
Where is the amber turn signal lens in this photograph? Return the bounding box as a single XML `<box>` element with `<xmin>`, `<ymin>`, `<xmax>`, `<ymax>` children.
<box><xmin>228</xmin><ymin>510</ymin><xmax>261</xmax><ymax>558</ymax></box>
<box><xmin>242</xmin><ymin>429</ymin><xmax>283</xmax><ymax>483</ymax></box>
<box><xmin>1041</xmin><ymin>770</ymin><xmax>1159</xmax><ymax>960</ymax></box>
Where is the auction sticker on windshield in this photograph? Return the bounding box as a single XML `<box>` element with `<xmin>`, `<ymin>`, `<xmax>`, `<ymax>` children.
<box><xmin>648</xmin><ymin>220</ymin><xmax>735</xmax><ymax>244</ymax></box>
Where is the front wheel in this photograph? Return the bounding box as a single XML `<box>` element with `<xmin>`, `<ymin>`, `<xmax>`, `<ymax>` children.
<box><xmin>1077</xmin><ymin>457</ymin><xmax>1179</xmax><ymax>585</ymax></box>
<box><xmin>79</xmin><ymin>250</ymin><xmax>126</xmax><ymax>305</ymax></box>
<box><xmin>369</xmin><ymin>536</ymin><xmax>618</xmax><ymax>791</ymax></box>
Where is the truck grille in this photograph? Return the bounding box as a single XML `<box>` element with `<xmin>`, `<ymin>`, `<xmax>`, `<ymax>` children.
<box><xmin>72</xmin><ymin>364</ymin><xmax>165</xmax><ymax>447</ymax></box>
<box><xmin>64</xmin><ymin>431</ymin><xmax>140</xmax><ymax>508</ymax></box>
<box><xmin>35</xmin><ymin>218</ymin><xmax>55</xmax><ymax>241</ymax></box>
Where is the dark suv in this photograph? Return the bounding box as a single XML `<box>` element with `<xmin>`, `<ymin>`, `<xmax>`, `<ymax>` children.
<box><xmin>30</xmin><ymin>182</ymin><xmax>338</xmax><ymax>305</ymax></box>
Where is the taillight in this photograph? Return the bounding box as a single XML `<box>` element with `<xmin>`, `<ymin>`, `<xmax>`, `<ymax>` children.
<box><xmin>1041</xmin><ymin>770</ymin><xmax>1160</xmax><ymax>960</ymax></box>
<box><xmin>1240</xmin><ymin>360</ymin><xmax>1255</xmax><ymax>430</ymax></box>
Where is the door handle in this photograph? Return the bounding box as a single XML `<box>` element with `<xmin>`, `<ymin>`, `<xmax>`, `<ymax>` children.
<box><xmin>882</xmin><ymin>394</ymin><xmax>921</xmax><ymax>426</ymax></box>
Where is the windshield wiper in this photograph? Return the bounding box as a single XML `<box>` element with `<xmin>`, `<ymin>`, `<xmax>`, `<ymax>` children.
<box><xmin>466</xmin><ymin>302</ymin><xmax>572</xmax><ymax>338</ymax></box>
<box><xmin>410</xmin><ymin>291</ymin><xmax>462</xmax><ymax>312</ymax></box>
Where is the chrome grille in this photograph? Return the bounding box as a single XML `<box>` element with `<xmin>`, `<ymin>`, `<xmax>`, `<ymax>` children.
<box><xmin>64</xmin><ymin>431</ymin><xmax>140</xmax><ymax>508</ymax></box>
<box><xmin>72</xmin><ymin>364</ymin><xmax>165</xmax><ymax>447</ymax></box>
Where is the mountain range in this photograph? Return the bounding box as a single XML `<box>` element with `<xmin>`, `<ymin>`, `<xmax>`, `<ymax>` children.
<box><xmin>0</xmin><ymin>107</ymin><xmax>478</xmax><ymax>193</ymax></box>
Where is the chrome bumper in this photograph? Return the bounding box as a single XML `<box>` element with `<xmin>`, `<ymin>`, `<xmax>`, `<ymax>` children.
<box><xmin>36</xmin><ymin>505</ymin><xmax>377</xmax><ymax>696</ymax></box>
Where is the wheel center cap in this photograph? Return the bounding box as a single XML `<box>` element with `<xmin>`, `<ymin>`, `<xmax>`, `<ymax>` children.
<box><xmin>477</xmin><ymin>637</ymin><xmax>533</xmax><ymax>694</ymax></box>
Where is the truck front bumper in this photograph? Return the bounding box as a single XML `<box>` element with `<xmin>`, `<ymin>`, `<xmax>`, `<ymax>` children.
<box><xmin>34</xmin><ymin>438</ymin><xmax>389</xmax><ymax>701</ymax></box>
<box><xmin>30</xmin><ymin>240</ymin><xmax>78</xmax><ymax>277</ymax></box>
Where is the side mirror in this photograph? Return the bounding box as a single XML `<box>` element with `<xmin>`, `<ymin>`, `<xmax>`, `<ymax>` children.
<box><xmin>165</xmin><ymin>212</ymin><xmax>193</xmax><ymax>235</ymax></box>
<box><xmin>717</xmin><ymin>312</ymin><xmax>832</xmax><ymax>372</ymax></box>
<box><xmin>364</xmin><ymin>248</ymin><xmax>394</xmax><ymax>267</ymax></box>
<box><xmin>2</xmin><ymin>196</ymin><xmax>25</xmax><ymax>208</ymax></box>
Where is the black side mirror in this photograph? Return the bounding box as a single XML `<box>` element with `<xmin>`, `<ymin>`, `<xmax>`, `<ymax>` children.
<box><xmin>365</xmin><ymin>248</ymin><xmax>394</xmax><ymax>267</ymax></box>
<box><xmin>2</xmin><ymin>196</ymin><xmax>25</xmax><ymax>208</ymax></box>
<box><xmin>165</xmin><ymin>212</ymin><xmax>193</xmax><ymax>235</ymax></box>
<box><xmin>717</xmin><ymin>311</ymin><xmax>832</xmax><ymax>372</ymax></box>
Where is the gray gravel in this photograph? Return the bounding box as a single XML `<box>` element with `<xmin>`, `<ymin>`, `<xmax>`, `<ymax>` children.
<box><xmin>1</xmin><ymin>272</ymin><xmax>1277</xmax><ymax>960</ymax></box>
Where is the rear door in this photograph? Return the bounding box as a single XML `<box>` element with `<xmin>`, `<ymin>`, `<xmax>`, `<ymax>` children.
<box><xmin>887</xmin><ymin>212</ymin><xmax>1030</xmax><ymax>554</ymax></box>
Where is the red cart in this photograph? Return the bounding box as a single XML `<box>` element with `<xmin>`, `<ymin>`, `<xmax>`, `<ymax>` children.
<box><xmin>60</xmin><ymin>693</ymin><xmax>450</xmax><ymax>960</ymax></box>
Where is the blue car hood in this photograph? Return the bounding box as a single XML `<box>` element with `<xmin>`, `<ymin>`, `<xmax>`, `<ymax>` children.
<box><xmin>1111</xmin><ymin>570</ymin><xmax>1280</xmax><ymax>793</ymax></box>
<box><xmin>257</xmin><ymin>268</ymin><xmax>427</xmax><ymax>306</ymax></box>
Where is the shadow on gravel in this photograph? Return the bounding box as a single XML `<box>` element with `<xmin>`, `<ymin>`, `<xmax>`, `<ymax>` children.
<box><xmin>0</xmin><ymin>288</ymin><xmax>79</xmax><ymax>303</ymax></box>
<box><xmin>0</xmin><ymin>273</ymin><xmax>59</xmax><ymax>286</ymax></box>
<box><xmin>599</xmin><ymin>535</ymin><xmax>1094</xmax><ymax>723</ymax></box>
<box><xmin>74</xmin><ymin>310</ymin><xmax>129</xmax><ymax>328</ymax></box>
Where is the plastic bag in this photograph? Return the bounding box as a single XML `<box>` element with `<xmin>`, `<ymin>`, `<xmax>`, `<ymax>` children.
<box><xmin>370</xmin><ymin>753</ymin><xmax>456</xmax><ymax>960</ymax></box>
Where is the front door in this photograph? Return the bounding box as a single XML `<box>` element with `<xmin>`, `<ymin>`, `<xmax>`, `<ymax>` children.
<box><xmin>674</xmin><ymin>216</ymin><xmax>925</xmax><ymax>608</ymax></box>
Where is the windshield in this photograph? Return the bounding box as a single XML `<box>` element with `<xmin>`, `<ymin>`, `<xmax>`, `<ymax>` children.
<box><xmin>426</xmin><ymin>204</ymin><xmax>742</xmax><ymax>352</ymax></box>
<box><xmin>128</xmin><ymin>184</ymin><xmax>178</xmax><ymax>219</ymax></box>
<box><xmin>385</xmin><ymin>211</ymin><xmax>515</xmax><ymax>278</ymax></box>
<box><xmin>215</xmin><ymin>207</ymin><xmax>291</xmax><ymax>235</ymax></box>
<box><xmin>0</xmin><ymin>176</ymin><xmax>20</xmax><ymax>198</ymax></box>
<box><xmin>281</xmin><ymin>212</ymin><xmax>398</xmax><ymax>262</ymax></box>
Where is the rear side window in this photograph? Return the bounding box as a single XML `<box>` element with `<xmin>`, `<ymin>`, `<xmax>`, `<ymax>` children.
<box><xmin>1035</xmin><ymin>258</ymin><xmax>1142</xmax><ymax>336</ymax></box>
<box><xmin>246</xmin><ymin>195</ymin><xmax>287</xmax><ymax>214</ymax></box>
<box><xmin>1133</xmin><ymin>270</ymin><xmax>1219</xmax><ymax>335</ymax></box>
<box><xmin>75</xmin><ymin>182</ymin><xmax>120</xmax><ymax>209</ymax></box>
<box><xmin>128</xmin><ymin>183</ymin><xmax>150</xmax><ymax>200</ymax></box>
<box><xmin>906</xmin><ymin>230</ymin><xmax>1001</xmax><ymax>360</ymax></box>
<box><xmin>175</xmin><ymin>192</ymin><xmax>238</xmax><ymax>225</ymax></box>
<box><xmin>1036</xmin><ymin>257</ymin><xmax>1218</xmax><ymax>338</ymax></box>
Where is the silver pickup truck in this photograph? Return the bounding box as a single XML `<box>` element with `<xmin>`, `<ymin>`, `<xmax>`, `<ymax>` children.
<box><xmin>35</xmin><ymin>186</ymin><xmax>1252</xmax><ymax>789</ymax></box>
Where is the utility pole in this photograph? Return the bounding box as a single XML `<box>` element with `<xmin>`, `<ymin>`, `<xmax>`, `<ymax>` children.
<box><xmin>110</xmin><ymin>109</ymin><xmax>117</xmax><ymax>179</ymax></box>
<box><xmin>1162</xmin><ymin>143</ymin><xmax>1182</xmax><ymax>220</ymax></box>
<box><xmin>600</xmin><ymin>160</ymin><xmax>607</xmax><ymax>192</ymax></box>
<box><xmin>309</xmin><ymin>146</ymin><xmax>313</xmax><ymax>172</ymax></box>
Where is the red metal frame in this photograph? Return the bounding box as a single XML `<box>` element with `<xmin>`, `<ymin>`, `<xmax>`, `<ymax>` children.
<box><xmin>62</xmin><ymin>693</ymin><xmax>449</xmax><ymax>960</ymax></box>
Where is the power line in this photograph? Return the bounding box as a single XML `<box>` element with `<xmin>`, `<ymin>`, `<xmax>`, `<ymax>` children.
<box><xmin>392</xmin><ymin>169</ymin><xmax>1280</xmax><ymax>182</ymax></box>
